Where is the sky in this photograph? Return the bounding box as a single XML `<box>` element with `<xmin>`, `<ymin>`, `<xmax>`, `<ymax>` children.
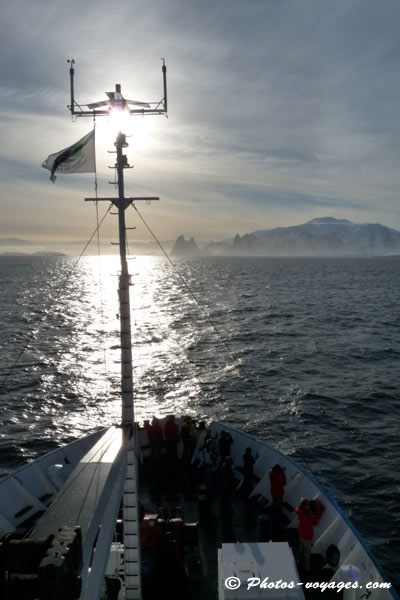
<box><xmin>1</xmin><ymin>0</ymin><xmax>400</xmax><ymax>253</ymax></box>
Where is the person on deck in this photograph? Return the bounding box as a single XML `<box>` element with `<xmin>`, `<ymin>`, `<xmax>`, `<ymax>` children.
<box><xmin>269</xmin><ymin>464</ymin><xmax>286</xmax><ymax>515</ymax></box>
<box><xmin>221</xmin><ymin>455</ymin><xmax>234</xmax><ymax>509</ymax></box>
<box><xmin>200</xmin><ymin>438</ymin><xmax>218</xmax><ymax>493</ymax></box>
<box><xmin>295</xmin><ymin>497</ymin><xmax>325</xmax><ymax>573</ymax></box>
<box><xmin>181</xmin><ymin>416</ymin><xmax>195</xmax><ymax>463</ymax></box>
<box><xmin>164</xmin><ymin>415</ymin><xmax>180</xmax><ymax>460</ymax></box>
<box><xmin>218</xmin><ymin>430</ymin><xmax>233</xmax><ymax>463</ymax></box>
<box><xmin>148</xmin><ymin>417</ymin><xmax>163</xmax><ymax>460</ymax></box>
<box><xmin>242</xmin><ymin>447</ymin><xmax>256</xmax><ymax>494</ymax></box>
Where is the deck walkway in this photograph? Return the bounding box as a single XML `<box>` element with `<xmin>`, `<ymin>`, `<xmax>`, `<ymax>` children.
<box><xmin>138</xmin><ymin>455</ymin><xmax>339</xmax><ymax>599</ymax></box>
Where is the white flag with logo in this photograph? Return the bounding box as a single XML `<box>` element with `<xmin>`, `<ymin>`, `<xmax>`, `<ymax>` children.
<box><xmin>42</xmin><ymin>129</ymin><xmax>95</xmax><ymax>183</ymax></box>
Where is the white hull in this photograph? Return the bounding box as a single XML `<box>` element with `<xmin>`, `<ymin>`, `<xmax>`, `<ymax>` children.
<box><xmin>1</xmin><ymin>420</ymin><xmax>395</xmax><ymax>599</ymax></box>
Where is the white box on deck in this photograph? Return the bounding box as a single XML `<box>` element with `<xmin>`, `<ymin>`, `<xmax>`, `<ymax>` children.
<box><xmin>218</xmin><ymin>542</ymin><xmax>304</xmax><ymax>600</ymax></box>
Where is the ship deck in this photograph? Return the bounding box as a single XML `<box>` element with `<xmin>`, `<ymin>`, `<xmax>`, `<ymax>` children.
<box><xmin>138</xmin><ymin>454</ymin><xmax>340</xmax><ymax>600</ymax></box>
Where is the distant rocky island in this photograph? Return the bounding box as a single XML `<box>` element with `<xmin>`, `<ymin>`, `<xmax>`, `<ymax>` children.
<box><xmin>170</xmin><ymin>235</ymin><xmax>200</xmax><ymax>257</ymax></box>
<box><xmin>171</xmin><ymin>217</ymin><xmax>400</xmax><ymax>257</ymax></box>
<box><xmin>3</xmin><ymin>218</ymin><xmax>400</xmax><ymax>258</ymax></box>
<box><xmin>0</xmin><ymin>251</ymin><xmax>66</xmax><ymax>257</ymax></box>
<box><xmin>0</xmin><ymin>238</ymin><xmax>66</xmax><ymax>257</ymax></box>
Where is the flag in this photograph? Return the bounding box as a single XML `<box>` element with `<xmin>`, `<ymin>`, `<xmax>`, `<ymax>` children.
<box><xmin>42</xmin><ymin>129</ymin><xmax>95</xmax><ymax>183</ymax></box>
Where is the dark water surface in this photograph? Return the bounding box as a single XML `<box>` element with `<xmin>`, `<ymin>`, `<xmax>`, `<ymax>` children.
<box><xmin>0</xmin><ymin>254</ymin><xmax>399</xmax><ymax>589</ymax></box>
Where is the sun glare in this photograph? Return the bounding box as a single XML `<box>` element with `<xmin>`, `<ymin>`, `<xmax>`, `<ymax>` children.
<box><xmin>97</xmin><ymin>110</ymin><xmax>155</xmax><ymax>155</ymax></box>
<box><xmin>108</xmin><ymin>107</ymin><xmax>131</xmax><ymax>133</ymax></box>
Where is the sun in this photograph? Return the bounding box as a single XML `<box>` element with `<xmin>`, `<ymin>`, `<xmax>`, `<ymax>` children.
<box><xmin>96</xmin><ymin>110</ymin><xmax>155</xmax><ymax>155</ymax></box>
<box><xmin>108</xmin><ymin>107</ymin><xmax>132</xmax><ymax>135</ymax></box>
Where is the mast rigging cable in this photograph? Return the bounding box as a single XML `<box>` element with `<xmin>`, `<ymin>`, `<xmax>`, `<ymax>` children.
<box><xmin>131</xmin><ymin>203</ymin><xmax>315</xmax><ymax>472</ymax></box>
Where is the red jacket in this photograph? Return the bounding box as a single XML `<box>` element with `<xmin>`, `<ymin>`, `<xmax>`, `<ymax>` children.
<box><xmin>296</xmin><ymin>506</ymin><xmax>324</xmax><ymax>540</ymax></box>
<box><xmin>164</xmin><ymin>421</ymin><xmax>180</xmax><ymax>441</ymax></box>
<box><xmin>269</xmin><ymin>468</ymin><xmax>286</xmax><ymax>498</ymax></box>
<box><xmin>148</xmin><ymin>423</ymin><xmax>163</xmax><ymax>443</ymax></box>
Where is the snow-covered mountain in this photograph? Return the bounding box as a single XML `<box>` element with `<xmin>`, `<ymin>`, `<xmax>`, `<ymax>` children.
<box><xmin>204</xmin><ymin>217</ymin><xmax>400</xmax><ymax>256</ymax></box>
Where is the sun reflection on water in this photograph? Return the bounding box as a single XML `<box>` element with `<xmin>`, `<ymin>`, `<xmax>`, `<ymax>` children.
<box><xmin>0</xmin><ymin>253</ymin><xmax>219</xmax><ymax>464</ymax></box>
<box><xmin>129</xmin><ymin>256</ymin><xmax>203</xmax><ymax>422</ymax></box>
<box><xmin>50</xmin><ymin>255</ymin><xmax>204</xmax><ymax>438</ymax></box>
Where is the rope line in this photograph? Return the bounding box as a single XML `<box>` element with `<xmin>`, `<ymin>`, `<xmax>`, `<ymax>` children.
<box><xmin>92</xmin><ymin>120</ymin><xmax>109</xmax><ymax>391</ymax></box>
<box><xmin>131</xmin><ymin>203</ymin><xmax>314</xmax><ymax>470</ymax></box>
<box><xmin>95</xmin><ymin>201</ymin><xmax>110</xmax><ymax>394</ymax></box>
<box><xmin>0</xmin><ymin>204</ymin><xmax>113</xmax><ymax>389</ymax></box>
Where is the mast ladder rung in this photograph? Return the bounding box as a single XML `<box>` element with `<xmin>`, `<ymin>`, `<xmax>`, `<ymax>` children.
<box><xmin>123</xmin><ymin>446</ymin><xmax>141</xmax><ymax>599</ymax></box>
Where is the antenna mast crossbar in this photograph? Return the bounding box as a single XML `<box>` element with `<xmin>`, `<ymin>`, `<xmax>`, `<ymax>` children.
<box><xmin>67</xmin><ymin>59</ymin><xmax>167</xmax><ymax>118</ymax></box>
<box><xmin>85</xmin><ymin>197</ymin><xmax>160</xmax><ymax>202</ymax></box>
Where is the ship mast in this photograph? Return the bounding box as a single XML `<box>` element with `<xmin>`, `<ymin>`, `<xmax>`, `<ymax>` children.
<box><xmin>112</xmin><ymin>134</ymin><xmax>141</xmax><ymax>599</ymax></box>
<box><xmin>114</xmin><ymin>132</ymin><xmax>135</xmax><ymax>428</ymax></box>
<box><xmin>71</xmin><ymin>60</ymin><xmax>167</xmax><ymax>599</ymax></box>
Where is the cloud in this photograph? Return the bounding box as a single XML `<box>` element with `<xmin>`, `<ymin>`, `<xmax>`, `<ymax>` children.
<box><xmin>1</xmin><ymin>0</ymin><xmax>400</xmax><ymax>247</ymax></box>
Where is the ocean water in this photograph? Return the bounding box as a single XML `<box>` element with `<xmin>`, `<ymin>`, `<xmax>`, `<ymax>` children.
<box><xmin>0</xmin><ymin>254</ymin><xmax>399</xmax><ymax>590</ymax></box>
